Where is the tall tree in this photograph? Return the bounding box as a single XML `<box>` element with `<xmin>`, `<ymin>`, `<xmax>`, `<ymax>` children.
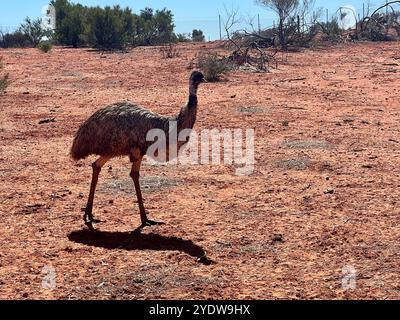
<box><xmin>136</xmin><ymin>8</ymin><xmax>175</xmax><ymax>45</ymax></box>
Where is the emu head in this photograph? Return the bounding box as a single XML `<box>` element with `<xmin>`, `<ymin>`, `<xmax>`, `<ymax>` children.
<box><xmin>190</xmin><ymin>71</ymin><xmax>206</xmax><ymax>87</ymax></box>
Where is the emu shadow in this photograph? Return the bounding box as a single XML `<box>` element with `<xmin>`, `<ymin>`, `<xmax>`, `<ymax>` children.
<box><xmin>68</xmin><ymin>229</ymin><xmax>214</xmax><ymax>265</ymax></box>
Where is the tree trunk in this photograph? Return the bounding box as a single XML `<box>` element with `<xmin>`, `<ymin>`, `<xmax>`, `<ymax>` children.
<box><xmin>279</xmin><ymin>12</ymin><xmax>286</xmax><ymax>50</ymax></box>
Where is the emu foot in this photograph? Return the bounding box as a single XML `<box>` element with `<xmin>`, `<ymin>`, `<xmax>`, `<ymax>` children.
<box><xmin>84</xmin><ymin>219</ymin><xmax>104</xmax><ymax>231</ymax></box>
<box><xmin>83</xmin><ymin>208</ymin><xmax>104</xmax><ymax>231</ymax></box>
<box><xmin>85</xmin><ymin>221</ymin><xmax>95</xmax><ymax>231</ymax></box>
<box><xmin>90</xmin><ymin>218</ymin><xmax>103</xmax><ymax>224</ymax></box>
<box><xmin>140</xmin><ymin>219</ymin><xmax>166</xmax><ymax>228</ymax></box>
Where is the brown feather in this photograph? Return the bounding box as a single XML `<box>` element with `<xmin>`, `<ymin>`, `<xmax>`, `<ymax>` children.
<box><xmin>71</xmin><ymin>72</ymin><xmax>204</xmax><ymax>161</ymax></box>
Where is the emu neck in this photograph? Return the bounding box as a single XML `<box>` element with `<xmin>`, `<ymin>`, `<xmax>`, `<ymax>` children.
<box><xmin>176</xmin><ymin>83</ymin><xmax>198</xmax><ymax>131</ymax></box>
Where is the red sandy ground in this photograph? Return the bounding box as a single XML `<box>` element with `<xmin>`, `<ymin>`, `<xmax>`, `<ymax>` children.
<box><xmin>0</xmin><ymin>42</ymin><xmax>399</xmax><ymax>300</ymax></box>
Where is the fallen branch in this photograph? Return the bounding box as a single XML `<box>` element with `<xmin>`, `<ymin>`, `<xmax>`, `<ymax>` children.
<box><xmin>279</xmin><ymin>77</ymin><xmax>307</xmax><ymax>82</ymax></box>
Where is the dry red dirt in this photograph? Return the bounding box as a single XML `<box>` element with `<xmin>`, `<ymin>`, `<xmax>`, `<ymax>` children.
<box><xmin>0</xmin><ymin>42</ymin><xmax>399</xmax><ymax>300</ymax></box>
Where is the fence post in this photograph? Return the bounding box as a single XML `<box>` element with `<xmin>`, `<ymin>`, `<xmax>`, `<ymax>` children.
<box><xmin>219</xmin><ymin>14</ymin><xmax>222</xmax><ymax>40</ymax></box>
<box><xmin>363</xmin><ymin>3</ymin><xmax>365</xmax><ymax>19</ymax></box>
<box><xmin>297</xmin><ymin>15</ymin><xmax>300</xmax><ymax>33</ymax></box>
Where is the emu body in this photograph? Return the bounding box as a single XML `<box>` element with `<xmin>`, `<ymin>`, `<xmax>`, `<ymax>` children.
<box><xmin>71</xmin><ymin>71</ymin><xmax>206</xmax><ymax>230</ymax></box>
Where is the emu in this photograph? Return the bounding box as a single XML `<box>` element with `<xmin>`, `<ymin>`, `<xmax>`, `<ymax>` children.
<box><xmin>71</xmin><ymin>71</ymin><xmax>206</xmax><ymax>230</ymax></box>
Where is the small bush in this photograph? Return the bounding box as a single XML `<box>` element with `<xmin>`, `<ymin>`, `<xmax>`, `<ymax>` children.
<box><xmin>192</xmin><ymin>29</ymin><xmax>205</xmax><ymax>42</ymax></box>
<box><xmin>0</xmin><ymin>74</ymin><xmax>9</xmax><ymax>93</ymax></box>
<box><xmin>324</xmin><ymin>18</ymin><xmax>342</xmax><ymax>38</ymax></box>
<box><xmin>0</xmin><ymin>58</ymin><xmax>9</xmax><ymax>93</ymax></box>
<box><xmin>38</xmin><ymin>41</ymin><xmax>53</xmax><ymax>53</ymax></box>
<box><xmin>197</xmin><ymin>52</ymin><xmax>233</xmax><ymax>82</ymax></box>
<box><xmin>175</xmin><ymin>33</ymin><xmax>191</xmax><ymax>43</ymax></box>
<box><xmin>312</xmin><ymin>18</ymin><xmax>343</xmax><ymax>41</ymax></box>
<box><xmin>160</xmin><ymin>43</ymin><xmax>180</xmax><ymax>58</ymax></box>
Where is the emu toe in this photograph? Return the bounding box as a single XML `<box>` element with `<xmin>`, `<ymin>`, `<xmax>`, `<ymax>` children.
<box><xmin>85</xmin><ymin>221</ymin><xmax>95</xmax><ymax>231</ymax></box>
<box><xmin>85</xmin><ymin>218</ymin><xmax>105</xmax><ymax>231</ymax></box>
<box><xmin>141</xmin><ymin>219</ymin><xmax>166</xmax><ymax>228</ymax></box>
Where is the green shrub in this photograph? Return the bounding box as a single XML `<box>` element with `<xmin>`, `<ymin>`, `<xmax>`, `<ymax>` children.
<box><xmin>175</xmin><ymin>33</ymin><xmax>191</xmax><ymax>43</ymax></box>
<box><xmin>135</xmin><ymin>7</ymin><xmax>176</xmax><ymax>46</ymax></box>
<box><xmin>19</xmin><ymin>17</ymin><xmax>53</xmax><ymax>47</ymax></box>
<box><xmin>197</xmin><ymin>52</ymin><xmax>233</xmax><ymax>82</ymax></box>
<box><xmin>38</xmin><ymin>41</ymin><xmax>53</xmax><ymax>53</ymax></box>
<box><xmin>192</xmin><ymin>29</ymin><xmax>205</xmax><ymax>42</ymax></box>
<box><xmin>89</xmin><ymin>7</ymin><xmax>126</xmax><ymax>50</ymax></box>
<box><xmin>314</xmin><ymin>18</ymin><xmax>343</xmax><ymax>40</ymax></box>
<box><xmin>52</xmin><ymin>0</ymin><xmax>87</xmax><ymax>48</ymax></box>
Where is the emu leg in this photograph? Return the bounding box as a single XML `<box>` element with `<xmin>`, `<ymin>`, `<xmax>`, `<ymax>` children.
<box><xmin>84</xmin><ymin>156</ymin><xmax>111</xmax><ymax>230</ymax></box>
<box><xmin>130</xmin><ymin>149</ymin><xmax>164</xmax><ymax>228</ymax></box>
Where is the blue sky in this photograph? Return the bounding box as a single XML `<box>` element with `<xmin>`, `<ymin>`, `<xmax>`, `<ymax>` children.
<box><xmin>0</xmin><ymin>1</ymin><xmax>390</xmax><ymax>40</ymax></box>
